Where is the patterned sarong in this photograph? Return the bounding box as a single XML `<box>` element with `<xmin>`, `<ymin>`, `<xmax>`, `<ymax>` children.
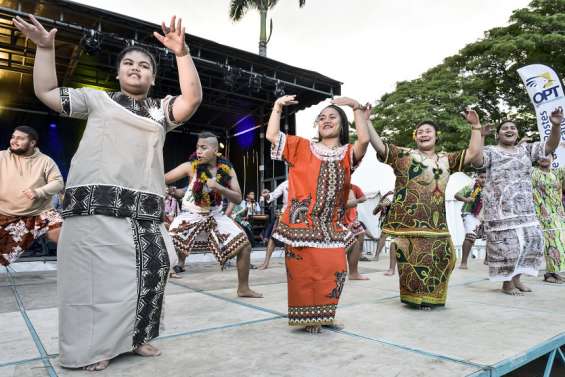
<box><xmin>0</xmin><ymin>209</ymin><xmax>62</xmax><ymax>266</ymax></box>
<box><xmin>462</xmin><ymin>213</ymin><xmax>484</xmax><ymax>242</ymax></box>
<box><xmin>285</xmin><ymin>246</ymin><xmax>347</xmax><ymax>326</ymax></box>
<box><xmin>169</xmin><ymin>208</ymin><xmax>249</xmax><ymax>267</ymax></box>
<box><xmin>392</xmin><ymin>236</ymin><xmax>456</xmax><ymax>307</ymax></box>
<box><xmin>486</xmin><ymin>225</ymin><xmax>543</xmax><ymax>281</ymax></box>
<box><xmin>348</xmin><ymin>220</ymin><xmax>365</xmax><ymax>237</ymax></box>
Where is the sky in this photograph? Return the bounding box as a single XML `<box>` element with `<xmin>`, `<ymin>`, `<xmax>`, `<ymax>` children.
<box><xmin>71</xmin><ymin>0</ymin><xmax>531</xmax><ymax>194</ymax></box>
<box><xmin>72</xmin><ymin>0</ymin><xmax>531</xmax><ymax>137</ymax></box>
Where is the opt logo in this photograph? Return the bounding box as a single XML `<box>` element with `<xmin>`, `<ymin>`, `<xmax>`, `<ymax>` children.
<box><xmin>526</xmin><ymin>72</ymin><xmax>555</xmax><ymax>89</ymax></box>
<box><xmin>526</xmin><ymin>72</ymin><xmax>561</xmax><ymax>105</ymax></box>
<box><xmin>532</xmin><ymin>86</ymin><xmax>560</xmax><ymax>104</ymax></box>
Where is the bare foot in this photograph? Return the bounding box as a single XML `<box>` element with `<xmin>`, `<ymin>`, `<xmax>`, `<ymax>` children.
<box><xmin>502</xmin><ymin>281</ymin><xmax>523</xmax><ymax>296</ymax></box>
<box><xmin>84</xmin><ymin>360</ymin><xmax>110</xmax><ymax>371</ymax></box>
<box><xmin>502</xmin><ymin>288</ymin><xmax>523</xmax><ymax>296</ymax></box>
<box><xmin>420</xmin><ymin>306</ymin><xmax>432</xmax><ymax>311</ymax></box>
<box><xmin>173</xmin><ymin>265</ymin><xmax>185</xmax><ymax>274</ymax></box>
<box><xmin>134</xmin><ymin>343</ymin><xmax>161</xmax><ymax>357</ymax></box>
<box><xmin>384</xmin><ymin>269</ymin><xmax>395</xmax><ymax>276</ymax></box>
<box><xmin>513</xmin><ymin>281</ymin><xmax>532</xmax><ymax>292</ymax></box>
<box><xmin>303</xmin><ymin>325</ymin><xmax>321</xmax><ymax>334</ymax></box>
<box><xmin>458</xmin><ymin>264</ymin><xmax>468</xmax><ymax>270</ymax></box>
<box><xmin>169</xmin><ymin>272</ymin><xmax>182</xmax><ymax>279</ymax></box>
<box><xmin>237</xmin><ymin>288</ymin><xmax>263</xmax><ymax>298</ymax></box>
<box><xmin>544</xmin><ymin>273</ymin><xmax>563</xmax><ymax>284</ymax></box>
<box><xmin>349</xmin><ymin>273</ymin><xmax>369</xmax><ymax>280</ymax></box>
<box><xmin>258</xmin><ymin>264</ymin><xmax>269</xmax><ymax>270</ymax></box>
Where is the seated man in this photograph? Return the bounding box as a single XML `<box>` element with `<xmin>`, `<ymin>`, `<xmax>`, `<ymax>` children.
<box><xmin>165</xmin><ymin>132</ymin><xmax>262</xmax><ymax>298</ymax></box>
<box><xmin>1</xmin><ymin>126</ymin><xmax>64</xmax><ymax>265</ymax></box>
<box><xmin>242</xmin><ymin>191</ymin><xmax>261</xmax><ymax>216</ymax></box>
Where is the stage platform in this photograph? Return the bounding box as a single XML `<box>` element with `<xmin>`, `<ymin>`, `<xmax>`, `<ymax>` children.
<box><xmin>1</xmin><ymin>253</ymin><xmax>564</xmax><ymax>377</ymax></box>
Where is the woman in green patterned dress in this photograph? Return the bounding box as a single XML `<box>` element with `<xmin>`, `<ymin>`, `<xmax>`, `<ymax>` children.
<box><xmin>367</xmin><ymin>109</ymin><xmax>483</xmax><ymax>309</ymax></box>
<box><xmin>532</xmin><ymin>155</ymin><xmax>565</xmax><ymax>283</ymax></box>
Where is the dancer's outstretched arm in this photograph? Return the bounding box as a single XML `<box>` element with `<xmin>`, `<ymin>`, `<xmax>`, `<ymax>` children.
<box><xmin>266</xmin><ymin>95</ymin><xmax>299</xmax><ymax>144</ymax></box>
<box><xmin>331</xmin><ymin>97</ymin><xmax>370</xmax><ymax>161</ymax></box>
<box><xmin>462</xmin><ymin>108</ymin><xmax>483</xmax><ymax>165</ymax></box>
<box><xmin>365</xmin><ymin>110</ymin><xmax>387</xmax><ymax>157</ymax></box>
<box><xmin>165</xmin><ymin>163</ymin><xmax>191</xmax><ymax>185</ymax></box>
<box><xmin>154</xmin><ymin>16</ymin><xmax>202</xmax><ymax>123</ymax></box>
<box><xmin>13</xmin><ymin>15</ymin><xmax>61</xmax><ymax>112</ymax></box>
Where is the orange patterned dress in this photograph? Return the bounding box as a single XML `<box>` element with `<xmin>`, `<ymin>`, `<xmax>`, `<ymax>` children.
<box><xmin>271</xmin><ymin>133</ymin><xmax>359</xmax><ymax>326</ymax></box>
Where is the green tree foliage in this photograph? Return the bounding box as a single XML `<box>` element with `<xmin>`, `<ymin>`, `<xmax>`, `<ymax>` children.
<box><xmin>371</xmin><ymin>0</ymin><xmax>565</xmax><ymax>151</ymax></box>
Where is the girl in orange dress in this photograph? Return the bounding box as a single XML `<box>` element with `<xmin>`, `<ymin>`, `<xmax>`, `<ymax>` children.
<box><xmin>266</xmin><ymin>95</ymin><xmax>370</xmax><ymax>333</ymax></box>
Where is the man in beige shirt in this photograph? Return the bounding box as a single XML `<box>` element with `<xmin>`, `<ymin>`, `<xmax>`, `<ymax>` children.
<box><xmin>0</xmin><ymin>126</ymin><xmax>64</xmax><ymax>265</ymax></box>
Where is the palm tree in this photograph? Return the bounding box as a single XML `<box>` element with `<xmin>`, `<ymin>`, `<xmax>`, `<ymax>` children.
<box><xmin>229</xmin><ymin>0</ymin><xmax>306</xmax><ymax>57</ymax></box>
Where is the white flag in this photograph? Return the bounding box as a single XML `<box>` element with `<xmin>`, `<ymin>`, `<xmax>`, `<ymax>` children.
<box><xmin>517</xmin><ymin>64</ymin><xmax>565</xmax><ymax>168</ymax></box>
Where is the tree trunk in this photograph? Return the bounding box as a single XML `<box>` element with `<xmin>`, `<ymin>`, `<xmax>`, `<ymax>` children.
<box><xmin>258</xmin><ymin>8</ymin><xmax>267</xmax><ymax>56</ymax></box>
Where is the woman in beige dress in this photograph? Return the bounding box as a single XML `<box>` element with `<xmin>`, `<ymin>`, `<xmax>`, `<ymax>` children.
<box><xmin>13</xmin><ymin>14</ymin><xmax>202</xmax><ymax>371</ymax></box>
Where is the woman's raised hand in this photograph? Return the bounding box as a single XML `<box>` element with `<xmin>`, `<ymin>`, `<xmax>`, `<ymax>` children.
<box><xmin>462</xmin><ymin>107</ymin><xmax>480</xmax><ymax>126</ymax></box>
<box><xmin>550</xmin><ymin>107</ymin><xmax>564</xmax><ymax>126</ymax></box>
<box><xmin>331</xmin><ymin>96</ymin><xmax>360</xmax><ymax>109</ymax></box>
<box><xmin>363</xmin><ymin>102</ymin><xmax>373</xmax><ymax>121</ymax></box>
<box><xmin>153</xmin><ymin>15</ymin><xmax>188</xmax><ymax>56</ymax></box>
<box><xmin>274</xmin><ymin>95</ymin><xmax>299</xmax><ymax>111</ymax></box>
<box><xmin>13</xmin><ymin>15</ymin><xmax>57</xmax><ymax>48</ymax></box>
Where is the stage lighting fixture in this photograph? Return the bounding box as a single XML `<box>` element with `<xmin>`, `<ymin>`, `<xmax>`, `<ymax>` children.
<box><xmin>248</xmin><ymin>74</ymin><xmax>262</xmax><ymax>92</ymax></box>
<box><xmin>80</xmin><ymin>30</ymin><xmax>102</xmax><ymax>55</ymax></box>
<box><xmin>223</xmin><ymin>66</ymin><xmax>241</xmax><ymax>88</ymax></box>
<box><xmin>274</xmin><ymin>80</ymin><xmax>285</xmax><ymax>97</ymax></box>
<box><xmin>49</xmin><ymin>123</ymin><xmax>57</xmax><ymax>129</ymax></box>
<box><xmin>160</xmin><ymin>49</ymin><xmax>175</xmax><ymax>67</ymax></box>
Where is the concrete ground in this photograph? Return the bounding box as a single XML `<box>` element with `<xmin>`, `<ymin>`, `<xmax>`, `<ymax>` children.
<box><xmin>1</xmin><ymin>251</ymin><xmax>564</xmax><ymax>377</ymax></box>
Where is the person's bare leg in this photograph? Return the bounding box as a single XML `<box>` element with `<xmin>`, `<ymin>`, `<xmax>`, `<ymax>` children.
<box><xmin>258</xmin><ymin>238</ymin><xmax>275</xmax><ymax>270</ymax></box>
<box><xmin>236</xmin><ymin>243</ymin><xmax>263</xmax><ymax>297</ymax></box>
<box><xmin>384</xmin><ymin>244</ymin><xmax>396</xmax><ymax>276</ymax></box>
<box><xmin>512</xmin><ymin>274</ymin><xmax>532</xmax><ymax>292</ymax></box>
<box><xmin>502</xmin><ymin>280</ymin><xmax>523</xmax><ymax>295</ymax></box>
<box><xmin>374</xmin><ymin>236</ymin><xmax>387</xmax><ymax>261</ymax></box>
<box><xmin>459</xmin><ymin>238</ymin><xmax>474</xmax><ymax>269</ymax></box>
<box><xmin>348</xmin><ymin>234</ymin><xmax>369</xmax><ymax>280</ymax></box>
<box><xmin>173</xmin><ymin>253</ymin><xmax>187</xmax><ymax>273</ymax></box>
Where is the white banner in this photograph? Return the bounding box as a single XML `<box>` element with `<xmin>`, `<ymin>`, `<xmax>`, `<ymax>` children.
<box><xmin>517</xmin><ymin>64</ymin><xmax>565</xmax><ymax>168</ymax></box>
